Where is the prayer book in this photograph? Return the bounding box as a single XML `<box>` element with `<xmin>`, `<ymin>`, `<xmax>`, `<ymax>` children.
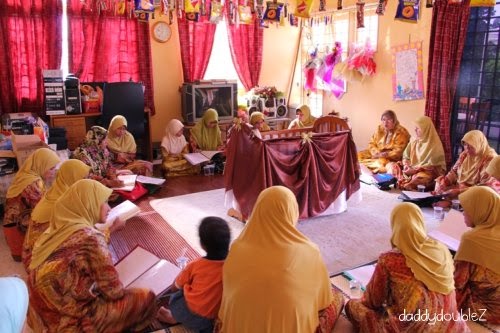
<box><xmin>137</xmin><ymin>175</ymin><xmax>166</xmax><ymax>186</ymax></box>
<box><xmin>428</xmin><ymin>209</ymin><xmax>470</xmax><ymax>251</ymax></box>
<box><xmin>111</xmin><ymin>174</ymin><xmax>137</xmax><ymax>191</ymax></box>
<box><xmin>183</xmin><ymin>151</ymin><xmax>221</xmax><ymax>165</ymax></box>
<box><xmin>343</xmin><ymin>264</ymin><xmax>376</xmax><ymax>290</ymax></box>
<box><xmin>106</xmin><ymin>200</ymin><xmax>141</xmax><ymax>224</ymax></box>
<box><xmin>114</xmin><ymin>246</ymin><xmax>180</xmax><ymax>296</ymax></box>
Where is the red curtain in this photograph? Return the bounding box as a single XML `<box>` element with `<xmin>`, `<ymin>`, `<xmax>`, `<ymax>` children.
<box><xmin>66</xmin><ymin>0</ymin><xmax>155</xmax><ymax>114</ymax></box>
<box><xmin>425</xmin><ymin>0</ymin><xmax>470</xmax><ymax>166</ymax></box>
<box><xmin>224</xmin><ymin>9</ymin><xmax>263</xmax><ymax>91</ymax></box>
<box><xmin>0</xmin><ymin>0</ymin><xmax>62</xmax><ymax>115</ymax></box>
<box><xmin>177</xmin><ymin>18</ymin><xmax>216</xmax><ymax>82</ymax></box>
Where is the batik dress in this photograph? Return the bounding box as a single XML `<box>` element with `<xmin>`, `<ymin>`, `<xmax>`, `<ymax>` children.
<box><xmin>345</xmin><ymin>251</ymin><xmax>470</xmax><ymax>333</ymax></box>
<box><xmin>358</xmin><ymin>123</ymin><xmax>410</xmax><ymax>173</ymax></box>
<box><xmin>28</xmin><ymin>228</ymin><xmax>156</xmax><ymax>332</ymax></box>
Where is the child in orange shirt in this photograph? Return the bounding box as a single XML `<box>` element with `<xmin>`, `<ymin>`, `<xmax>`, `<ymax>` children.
<box><xmin>157</xmin><ymin>216</ymin><xmax>231</xmax><ymax>332</ymax></box>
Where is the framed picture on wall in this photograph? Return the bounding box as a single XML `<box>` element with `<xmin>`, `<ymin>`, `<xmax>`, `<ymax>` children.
<box><xmin>391</xmin><ymin>42</ymin><xmax>425</xmax><ymax>101</ymax></box>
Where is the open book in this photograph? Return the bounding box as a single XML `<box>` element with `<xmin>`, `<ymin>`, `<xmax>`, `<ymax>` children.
<box><xmin>428</xmin><ymin>209</ymin><xmax>470</xmax><ymax>251</ymax></box>
<box><xmin>106</xmin><ymin>200</ymin><xmax>141</xmax><ymax>224</ymax></box>
<box><xmin>343</xmin><ymin>264</ymin><xmax>376</xmax><ymax>291</ymax></box>
<box><xmin>114</xmin><ymin>246</ymin><xmax>181</xmax><ymax>296</ymax></box>
<box><xmin>111</xmin><ymin>174</ymin><xmax>137</xmax><ymax>191</ymax></box>
<box><xmin>183</xmin><ymin>151</ymin><xmax>222</xmax><ymax>165</ymax></box>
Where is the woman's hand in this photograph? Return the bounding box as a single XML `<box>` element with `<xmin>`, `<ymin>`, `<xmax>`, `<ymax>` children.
<box><xmin>109</xmin><ymin>217</ymin><xmax>126</xmax><ymax>232</ymax></box>
<box><xmin>116</xmin><ymin>152</ymin><xmax>133</xmax><ymax>164</ymax></box>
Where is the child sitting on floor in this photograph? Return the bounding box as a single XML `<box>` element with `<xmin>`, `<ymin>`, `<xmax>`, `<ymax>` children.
<box><xmin>157</xmin><ymin>216</ymin><xmax>231</xmax><ymax>332</ymax></box>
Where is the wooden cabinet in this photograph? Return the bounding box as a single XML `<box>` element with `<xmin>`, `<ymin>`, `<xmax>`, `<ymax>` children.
<box><xmin>49</xmin><ymin>113</ymin><xmax>100</xmax><ymax>150</ymax></box>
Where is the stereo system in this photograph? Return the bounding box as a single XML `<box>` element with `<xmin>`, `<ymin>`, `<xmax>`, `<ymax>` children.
<box><xmin>247</xmin><ymin>96</ymin><xmax>288</xmax><ymax>119</ymax></box>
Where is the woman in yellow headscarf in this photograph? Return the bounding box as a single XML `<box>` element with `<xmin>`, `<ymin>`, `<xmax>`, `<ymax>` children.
<box><xmin>435</xmin><ymin>130</ymin><xmax>498</xmax><ymax>198</ymax></box>
<box><xmin>346</xmin><ymin>202</ymin><xmax>469</xmax><ymax>332</ymax></box>
<box><xmin>217</xmin><ymin>186</ymin><xmax>344</xmax><ymax>333</ymax></box>
<box><xmin>22</xmin><ymin>159</ymin><xmax>90</xmax><ymax>270</ymax></box>
<box><xmin>393</xmin><ymin>116</ymin><xmax>446</xmax><ymax>191</ymax></box>
<box><xmin>189</xmin><ymin>108</ymin><xmax>223</xmax><ymax>151</ymax></box>
<box><xmin>454</xmin><ymin>186</ymin><xmax>500</xmax><ymax>324</ymax></box>
<box><xmin>28</xmin><ymin>179</ymin><xmax>156</xmax><ymax>332</ymax></box>
<box><xmin>249</xmin><ymin>111</ymin><xmax>270</xmax><ymax>139</ymax></box>
<box><xmin>288</xmin><ymin>104</ymin><xmax>317</xmax><ymax>129</ymax></box>
<box><xmin>107</xmin><ymin>115</ymin><xmax>153</xmax><ymax>176</ymax></box>
<box><xmin>2</xmin><ymin>148</ymin><xmax>60</xmax><ymax>262</ymax></box>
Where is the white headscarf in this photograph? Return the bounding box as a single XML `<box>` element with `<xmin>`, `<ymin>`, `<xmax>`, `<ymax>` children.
<box><xmin>161</xmin><ymin>119</ymin><xmax>187</xmax><ymax>155</ymax></box>
<box><xmin>0</xmin><ymin>277</ymin><xmax>29</xmax><ymax>333</ymax></box>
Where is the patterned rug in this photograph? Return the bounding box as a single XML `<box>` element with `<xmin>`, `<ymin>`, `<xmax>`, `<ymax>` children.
<box><xmin>150</xmin><ymin>183</ymin><xmax>413</xmax><ymax>276</ymax></box>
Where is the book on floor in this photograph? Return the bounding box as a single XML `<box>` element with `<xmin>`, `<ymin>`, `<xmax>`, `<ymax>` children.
<box><xmin>114</xmin><ymin>246</ymin><xmax>180</xmax><ymax>296</ymax></box>
<box><xmin>428</xmin><ymin>209</ymin><xmax>470</xmax><ymax>251</ymax></box>
<box><xmin>343</xmin><ymin>263</ymin><xmax>376</xmax><ymax>290</ymax></box>
<box><xmin>137</xmin><ymin>175</ymin><xmax>166</xmax><ymax>186</ymax></box>
<box><xmin>111</xmin><ymin>174</ymin><xmax>137</xmax><ymax>191</ymax></box>
<box><xmin>106</xmin><ymin>200</ymin><xmax>141</xmax><ymax>224</ymax></box>
<box><xmin>183</xmin><ymin>151</ymin><xmax>222</xmax><ymax>165</ymax></box>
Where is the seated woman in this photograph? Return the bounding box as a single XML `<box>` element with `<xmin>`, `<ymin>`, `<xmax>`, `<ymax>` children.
<box><xmin>392</xmin><ymin>115</ymin><xmax>446</xmax><ymax>191</ymax></box>
<box><xmin>454</xmin><ymin>186</ymin><xmax>500</xmax><ymax>324</ymax></box>
<box><xmin>161</xmin><ymin>119</ymin><xmax>199</xmax><ymax>177</ymax></box>
<box><xmin>71</xmin><ymin>126</ymin><xmax>124</xmax><ymax>188</ymax></box>
<box><xmin>357</xmin><ymin>110</ymin><xmax>410</xmax><ymax>174</ymax></box>
<box><xmin>22</xmin><ymin>159</ymin><xmax>90</xmax><ymax>270</ymax></box>
<box><xmin>236</xmin><ymin>104</ymin><xmax>249</xmax><ymax>123</ymax></box>
<box><xmin>189</xmin><ymin>108</ymin><xmax>224</xmax><ymax>152</ymax></box>
<box><xmin>190</xmin><ymin>108</ymin><xmax>225</xmax><ymax>174</ymax></box>
<box><xmin>217</xmin><ymin>186</ymin><xmax>344</xmax><ymax>333</ymax></box>
<box><xmin>249</xmin><ymin>111</ymin><xmax>270</xmax><ymax>139</ymax></box>
<box><xmin>288</xmin><ymin>104</ymin><xmax>317</xmax><ymax>129</ymax></box>
<box><xmin>345</xmin><ymin>202</ymin><xmax>469</xmax><ymax>332</ymax></box>
<box><xmin>3</xmin><ymin>148</ymin><xmax>60</xmax><ymax>262</ymax></box>
<box><xmin>28</xmin><ymin>179</ymin><xmax>157</xmax><ymax>332</ymax></box>
<box><xmin>107</xmin><ymin>115</ymin><xmax>153</xmax><ymax>176</ymax></box>
<box><xmin>434</xmin><ymin>130</ymin><xmax>498</xmax><ymax>198</ymax></box>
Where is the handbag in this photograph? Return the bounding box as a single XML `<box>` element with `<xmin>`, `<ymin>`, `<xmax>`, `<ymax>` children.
<box><xmin>114</xmin><ymin>181</ymin><xmax>148</xmax><ymax>202</ymax></box>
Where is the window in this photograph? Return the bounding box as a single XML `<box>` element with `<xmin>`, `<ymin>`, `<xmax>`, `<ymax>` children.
<box><xmin>203</xmin><ymin>20</ymin><xmax>244</xmax><ymax>95</ymax></box>
<box><xmin>291</xmin><ymin>6</ymin><xmax>379</xmax><ymax>116</ymax></box>
<box><xmin>450</xmin><ymin>2</ymin><xmax>500</xmax><ymax>159</ymax></box>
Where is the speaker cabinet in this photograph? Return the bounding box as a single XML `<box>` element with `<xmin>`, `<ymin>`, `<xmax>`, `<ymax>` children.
<box><xmin>248</xmin><ymin>96</ymin><xmax>261</xmax><ymax>115</ymax></box>
<box><xmin>276</xmin><ymin>97</ymin><xmax>288</xmax><ymax>118</ymax></box>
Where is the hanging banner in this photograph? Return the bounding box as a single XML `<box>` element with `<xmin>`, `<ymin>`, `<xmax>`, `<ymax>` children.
<box><xmin>391</xmin><ymin>42</ymin><xmax>424</xmax><ymax>101</ymax></box>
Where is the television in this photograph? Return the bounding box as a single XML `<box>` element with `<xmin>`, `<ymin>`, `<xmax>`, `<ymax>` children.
<box><xmin>181</xmin><ymin>81</ymin><xmax>238</xmax><ymax>123</ymax></box>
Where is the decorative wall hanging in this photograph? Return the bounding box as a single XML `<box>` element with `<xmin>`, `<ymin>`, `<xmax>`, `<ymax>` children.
<box><xmin>334</xmin><ymin>42</ymin><xmax>376</xmax><ymax>82</ymax></box>
<box><xmin>356</xmin><ymin>1</ymin><xmax>365</xmax><ymax>28</ymax></box>
<box><xmin>294</xmin><ymin>0</ymin><xmax>313</xmax><ymax>18</ymax></box>
<box><xmin>395</xmin><ymin>0</ymin><xmax>420</xmax><ymax>22</ymax></box>
<box><xmin>316</xmin><ymin>42</ymin><xmax>346</xmax><ymax>99</ymax></box>
<box><xmin>391</xmin><ymin>42</ymin><xmax>424</xmax><ymax>101</ymax></box>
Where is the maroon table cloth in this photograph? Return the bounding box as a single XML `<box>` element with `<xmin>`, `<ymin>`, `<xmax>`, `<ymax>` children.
<box><xmin>224</xmin><ymin>124</ymin><xmax>361</xmax><ymax>219</ymax></box>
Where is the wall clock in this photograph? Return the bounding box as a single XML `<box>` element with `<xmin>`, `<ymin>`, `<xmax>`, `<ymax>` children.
<box><xmin>152</xmin><ymin>21</ymin><xmax>172</xmax><ymax>43</ymax></box>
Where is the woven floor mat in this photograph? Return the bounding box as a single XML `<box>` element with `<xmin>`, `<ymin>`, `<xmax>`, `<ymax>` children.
<box><xmin>108</xmin><ymin>201</ymin><xmax>200</xmax><ymax>264</ymax></box>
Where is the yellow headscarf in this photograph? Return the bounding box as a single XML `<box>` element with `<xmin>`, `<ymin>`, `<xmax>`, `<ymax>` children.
<box><xmin>249</xmin><ymin>112</ymin><xmax>270</xmax><ymax>132</ymax></box>
<box><xmin>218</xmin><ymin>186</ymin><xmax>333</xmax><ymax>333</ymax></box>
<box><xmin>390</xmin><ymin>202</ymin><xmax>455</xmax><ymax>294</ymax></box>
<box><xmin>456</xmin><ymin>186</ymin><xmax>500</xmax><ymax>274</ymax></box>
<box><xmin>486</xmin><ymin>155</ymin><xmax>500</xmax><ymax>180</ymax></box>
<box><xmin>190</xmin><ymin>108</ymin><xmax>222</xmax><ymax>150</ymax></box>
<box><xmin>459</xmin><ymin>130</ymin><xmax>497</xmax><ymax>184</ymax></box>
<box><xmin>106</xmin><ymin>115</ymin><xmax>137</xmax><ymax>153</ymax></box>
<box><xmin>29</xmin><ymin>179</ymin><xmax>112</xmax><ymax>270</ymax></box>
<box><xmin>289</xmin><ymin>104</ymin><xmax>317</xmax><ymax>128</ymax></box>
<box><xmin>31</xmin><ymin>159</ymin><xmax>90</xmax><ymax>224</ymax></box>
<box><xmin>6</xmin><ymin>148</ymin><xmax>60</xmax><ymax>199</ymax></box>
<box><xmin>404</xmin><ymin>116</ymin><xmax>446</xmax><ymax>170</ymax></box>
